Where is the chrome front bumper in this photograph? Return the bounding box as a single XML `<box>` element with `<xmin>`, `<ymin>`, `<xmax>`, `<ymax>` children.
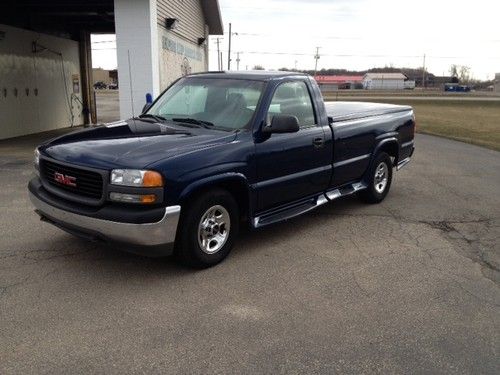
<box><xmin>29</xmin><ymin>191</ymin><xmax>181</xmax><ymax>249</ymax></box>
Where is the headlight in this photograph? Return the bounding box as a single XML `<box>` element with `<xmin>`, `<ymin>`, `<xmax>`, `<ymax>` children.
<box><xmin>34</xmin><ymin>148</ymin><xmax>40</xmax><ymax>168</ymax></box>
<box><xmin>110</xmin><ymin>169</ymin><xmax>163</xmax><ymax>187</ymax></box>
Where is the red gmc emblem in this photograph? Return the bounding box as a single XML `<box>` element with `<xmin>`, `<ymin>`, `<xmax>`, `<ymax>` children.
<box><xmin>54</xmin><ymin>172</ymin><xmax>77</xmax><ymax>187</ymax></box>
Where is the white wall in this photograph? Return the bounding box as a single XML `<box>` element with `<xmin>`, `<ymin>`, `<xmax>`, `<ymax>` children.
<box><xmin>364</xmin><ymin>79</ymin><xmax>405</xmax><ymax>90</ymax></box>
<box><xmin>158</xmin><ymin>28</ymin><xmax>207</xmax><ymax>90</ymax></box>
<box><xmin>114</xmin><ymin>0</ymin><xmax>160</xmax><ymax>119</ymax></box>
<box><xmin>0</xmin><ymin>24</ymin><xmax>83</xmax><ymax>140</ymax></box>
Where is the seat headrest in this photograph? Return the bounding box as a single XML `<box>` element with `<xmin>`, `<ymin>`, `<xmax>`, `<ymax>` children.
<box><xmin>227</xmin><ymin>93</ymin><xmax>247</xmax><ymax>109</ymax></box>
<box><xmin>275</xmin><ymin>85</ymin><xmax>295</xmax><ymax>100</ymax></box>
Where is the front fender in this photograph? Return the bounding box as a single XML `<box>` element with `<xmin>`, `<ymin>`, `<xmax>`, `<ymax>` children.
<box><xmin>179</xmin><ymin>172</ymin><xmax>252</xmax><ymax>205</ymax></box>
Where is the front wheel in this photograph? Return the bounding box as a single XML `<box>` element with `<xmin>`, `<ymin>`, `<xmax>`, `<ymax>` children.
<box><xmin>359</xmin><ymin>152</ymin><xmax>393</xmax><ymax>204</ymax></box>
<box><xmin>175</xmin><ymin>189</ymin><xmax>239</xmax><ymax>268</ymax></box>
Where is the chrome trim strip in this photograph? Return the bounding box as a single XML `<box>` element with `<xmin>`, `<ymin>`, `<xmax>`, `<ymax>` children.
<box><xmin>401</xmin><ymin>140</ymin><xmax>414</xmax><ymax>148</ymax></box>
<box><xmin>397</xmin><ymin>157</ymin><xmax>411</xmax><ymax>171</ymax></box>
<box><xmin>29</xmin><ymin>191</ymin><xmax>180</xmax><ymax>247</ymax></box>
<box><xmin>333</xmin><ymin>154</ymin><xmax>370</xmax><ymax>168</ymax></box>
<box><xmin>253</xmin><ymin>165</ymin><xmax>331</xmax><ymax>189</ymax></box>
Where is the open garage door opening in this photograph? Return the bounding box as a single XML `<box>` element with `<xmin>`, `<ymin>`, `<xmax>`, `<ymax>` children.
<box><xmin>0</xmin><ymin>23</ymin><xmax>90</xmax><ymax>140</ymax></box>
<box><xmin>0</xmin><ymin>0</ymin><xmax>223</xmax><ymax>140</ymax></box>
<box><xmin>91</xmin><ymin>34</ymin><xmax>119</xmax><ymax>124</ymax></box>
<box><xmin>0</xmin><ymin>0</ymin><xmax>114</xmax><ymax>140</ymax></box>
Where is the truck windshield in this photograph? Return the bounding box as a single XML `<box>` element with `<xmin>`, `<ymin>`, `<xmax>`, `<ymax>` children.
<box><xmin>146</xmin><ymin>77</ymin><xmax>265</xmax><ymax>131</ymax></box>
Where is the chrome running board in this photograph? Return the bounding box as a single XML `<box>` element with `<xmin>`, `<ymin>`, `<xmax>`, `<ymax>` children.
<box><xmin>253</xmin><ymin>194</ymin><xmax>328</xmax><ymax>228</ymax></box>
<box><xmin>397</xmin><ymin>157</ymin><xmax>411</xmax><ymax>170</ymax></box>
<box><xmin>326</xmin><ymin>182</ymin><xmax>367</xmax><ymax>201</ymax></box>
<box><xmin>252</xmin><ymin>181</ymin><xmax>368</xmax><ymax>228</ymax></box>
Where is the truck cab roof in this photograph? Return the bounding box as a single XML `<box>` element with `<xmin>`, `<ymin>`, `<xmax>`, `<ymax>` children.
<box><xmin>185</xmin><ymin>71</ymin><xmax>310</xmax><ymax>81</ymax></box>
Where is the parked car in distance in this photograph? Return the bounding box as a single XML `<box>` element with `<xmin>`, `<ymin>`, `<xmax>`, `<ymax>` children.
<box><xmin>108</xmin><ymin>83</ymin><xmax>118</xmax><ymax>90</ymax></box>
<box><xmin>444</xmin><ymin>83</ymin><xmax>471</xmax><ymax>92</ymax></box>
<box><xmin>93</xmin><ymin>81</ymin><xmax>107</xmax><ymax>90</ymax></box>
<box><xmin>29</xmin><ymin>71</ymin><xmax>415</xmax><ymax>267</ymax></box>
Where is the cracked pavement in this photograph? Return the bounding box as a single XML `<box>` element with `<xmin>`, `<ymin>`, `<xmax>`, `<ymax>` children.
<box><xmin>0</xmin><ymin>132</ymin><xmax>499</xmax><ymax>374</ymax></box>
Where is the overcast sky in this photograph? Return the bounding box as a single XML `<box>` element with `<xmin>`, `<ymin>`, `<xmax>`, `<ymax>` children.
<box><xmin>92</xmin><ymin>0</ymin><xmax>500</xmax><ymax>80</ymax></box>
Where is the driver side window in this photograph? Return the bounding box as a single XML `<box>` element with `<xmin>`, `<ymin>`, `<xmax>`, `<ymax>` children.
<box><xmin>268</xmin><ymin>81</ymin><xmax>316</xmax><ymax>128</ymax></box>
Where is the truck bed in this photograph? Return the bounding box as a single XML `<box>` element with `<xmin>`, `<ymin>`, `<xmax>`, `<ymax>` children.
<box><xmin>325</xmin><ymin>101</ymin><xmax>412</xmax><ymax>123</ymax></box>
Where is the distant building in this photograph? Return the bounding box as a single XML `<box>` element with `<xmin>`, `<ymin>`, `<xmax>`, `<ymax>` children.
<box><xmin>495</xmin><ymin>73</ymin><xmax>500</xmax><ymax>92</ymax></box>
<box><xmin>314</xmin><ymin>75</ymin><xmax>364</xmax><ymax>91</ymax></box>
<box><xmin>363</xmin><ymin>72</ymin><xmax>408</xmax><ymax>90</ymax></box>
<box><xmin>92</xmin><ymin>68</ymin><xmax>116</xmax><ymax>85</ymax></box>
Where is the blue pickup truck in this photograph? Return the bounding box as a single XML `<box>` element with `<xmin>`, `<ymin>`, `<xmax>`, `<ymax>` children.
<box><xmin>29</xmin><ymin>71</ymin><xmax>415</xmax><ymax>267</ymax></box>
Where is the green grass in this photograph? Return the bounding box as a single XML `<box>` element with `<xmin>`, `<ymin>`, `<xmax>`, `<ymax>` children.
<box><xmin>326</xmin><ymin>98</ymin><xmax>500</xmax><ymax>152</ymax></box>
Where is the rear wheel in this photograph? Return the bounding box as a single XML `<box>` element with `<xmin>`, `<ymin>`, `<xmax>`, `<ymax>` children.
<box><xmin>175</xmin><ymin>189</ymin><xmax>239</xmax><ymax>268</ymax></box>
<box><xmin>359</xmin><ymin>152</ymin><xmax>393</xmax><ymax>203</ymax></box>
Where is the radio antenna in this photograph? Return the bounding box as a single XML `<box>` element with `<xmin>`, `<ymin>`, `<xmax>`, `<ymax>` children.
<box><xmin>127</xmin><ymin>49</ymin><xmax>135</xmax><ymax>118</ymax></box>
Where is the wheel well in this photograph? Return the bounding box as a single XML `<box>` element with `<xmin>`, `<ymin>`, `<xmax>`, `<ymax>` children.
<box><xmin>180</xmin><ymin>179</ymin><xmax>250</xmax><ymax>221</ymax></box>
<box><xmin>378</xmin><ymin>141</ymin><xmax>399</xmax><ymax>164</ymax></box>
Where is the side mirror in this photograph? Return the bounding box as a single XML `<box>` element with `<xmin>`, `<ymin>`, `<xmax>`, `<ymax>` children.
<box><xmin>262</xmin><ymin>114</ymin><xmax>300</xmax><ymax>134</ymax></box>
<box><xmin>142</xmin><ymin>102</ymin><xmax>153</xmax><ymax>114</ymax></box>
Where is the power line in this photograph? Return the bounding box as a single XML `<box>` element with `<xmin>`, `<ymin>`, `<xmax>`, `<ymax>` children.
<box><xmin>211</xmin><ymin>49</ymin><xmax>500</xmax><ymax>60</ymax></box>
<box><xmin>218</xmin><ymin>31</ymin><xmax>500</xmax><ymax>43</ymax></box>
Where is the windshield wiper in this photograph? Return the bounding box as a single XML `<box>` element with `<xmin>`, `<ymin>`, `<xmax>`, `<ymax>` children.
<box><xmin>138</xmin><ymin>113</ymin><xmax>167</xmax><ymax>123</ymax></box>
<box><xmin>172</xmin><ymin>118</ymin><xmax>215</xmax><ymax>129</ymax></box>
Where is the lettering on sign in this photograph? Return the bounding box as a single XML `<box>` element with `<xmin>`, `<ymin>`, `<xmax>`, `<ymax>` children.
<box><xmin>162</xmin><ymin>36</ymin><xmax>202</xmax><ymax>61</ymax></box>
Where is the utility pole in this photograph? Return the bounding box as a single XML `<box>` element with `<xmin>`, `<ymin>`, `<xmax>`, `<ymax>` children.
<box><xmin>220</xmin><ymin>51</ymin><xmax>223</xmax><ymax>70</ymax></box>
<box><xmin>314</xmin><ymin>47</ymin><xmax>320</xmax><ymax>77</ymax></box>
<box><xmin>294</xmin><ymin>60</ymin><xmax>298</xmax><ymax>71</ymax></box>
<box><xmin>422</xmin><ymin>53</ymin><xmax>426</xmax><ymax>89</ymax></box>
<box><xmin>236</xmin><ymin>52</ymin><xmax>241</xmax><ymax>70</ymax></box>
<box><xmin>228</xmin><ymin>23</ymin><xmax>232</xmax><ymax>70</ymax></box>
<box><xmin>216</xmin><ymin>38</ymin><xmax>221</xmax><ymax>70</ymax></box>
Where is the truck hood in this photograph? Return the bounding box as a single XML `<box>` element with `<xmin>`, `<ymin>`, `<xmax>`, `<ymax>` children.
<box><xmin>41</xmin><ymin>119</ymin><xmax>237</xmax><ymax>169</ymax></box>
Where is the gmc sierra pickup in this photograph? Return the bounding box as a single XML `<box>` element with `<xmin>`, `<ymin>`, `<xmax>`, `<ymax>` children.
<box><xmin>29</xmin><ymin>71</ymin><xmax>415</xmax><ymax>267</ymax></box>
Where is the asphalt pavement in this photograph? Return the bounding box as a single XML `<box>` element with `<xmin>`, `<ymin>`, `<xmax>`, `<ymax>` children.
<box><xmin>0</xmin><ymin>132</ymin><xmax>499</xmax><ymax>374</ymax></box>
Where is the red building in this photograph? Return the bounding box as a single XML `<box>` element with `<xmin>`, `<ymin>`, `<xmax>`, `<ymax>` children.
<box><xmin>314</xmin><ymin>75</ymin><xmax>364</xmax><ymax>91</ymax></box>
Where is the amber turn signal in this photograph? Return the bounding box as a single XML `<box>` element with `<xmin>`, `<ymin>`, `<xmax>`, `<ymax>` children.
<box><xmin>109</xmin><ymin>192</ymin><xmax>157</xmax><ymax>204</ymax></box>
<box><xmin>142</xmin><ymin>171</ymin><xmax>164</xmax><ymax>187</ymax></box>
<box><xmin>140</xmin><ymin>194</ymin><xmax>157</xmax><ymax>204</ymax></box>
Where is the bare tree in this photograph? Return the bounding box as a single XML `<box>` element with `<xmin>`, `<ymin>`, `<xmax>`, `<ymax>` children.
<box><xmin>458</xmin><ymin>66</ymin><xmax>471</xmax><ymax>84</ymax></box>
<box><xmin>449</xmin><ymin>64</ymin><xmax>459</xmax><ymax>78</ymax></box>
<box><xmin>449</xmin><ymin>65</ymin><xmax>472</xmax><ymax>84</ymax></box>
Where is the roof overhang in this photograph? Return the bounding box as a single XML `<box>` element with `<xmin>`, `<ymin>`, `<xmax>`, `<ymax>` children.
<box><xmin>200</xmin><ymin>0</ymin><xmax>223</xmax><ymax>35</ymax></box>
<box><xmin>0</xmin><ymin>0</ymin><xmax>115</xmax><ymax>36</ymax></box>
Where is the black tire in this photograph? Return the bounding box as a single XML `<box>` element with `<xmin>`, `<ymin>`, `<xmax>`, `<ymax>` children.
<box><xmin>175</xmin><ymin>189</ymin><xmax>239</xmax><ymax>268</ymax></box>
<box><xmin>359</xmin><ymin>152</ymin><xmax>393</xmax><ymax>204</ymax></box>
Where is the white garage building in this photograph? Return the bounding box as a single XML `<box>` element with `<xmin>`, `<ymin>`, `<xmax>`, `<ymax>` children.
<box><xmin>363</xmin><ymin>72</ymin><xmax>408</xmax><ymax>90</ymax></box>
<box><xmin>0</xmin><ymin>0</ymin><xmax>223</xmax><ymax>140</ymax></box>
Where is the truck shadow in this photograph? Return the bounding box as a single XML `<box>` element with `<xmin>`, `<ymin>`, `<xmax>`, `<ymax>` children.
<box><xmin>40</xmin><ymin>194</ymin><xmax>366</xmax><ymax>278</ymax></box>
<box><xmin>232</xmin><ymin>194</ymin><xmax>367</xmax><ymax>255</ymax></box>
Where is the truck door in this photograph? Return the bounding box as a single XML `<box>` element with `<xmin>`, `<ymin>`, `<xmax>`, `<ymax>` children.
<box><xmin>255</xmin><ymin>80</ymin><xmax>331</xmax><ymax>212</ymax></box>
